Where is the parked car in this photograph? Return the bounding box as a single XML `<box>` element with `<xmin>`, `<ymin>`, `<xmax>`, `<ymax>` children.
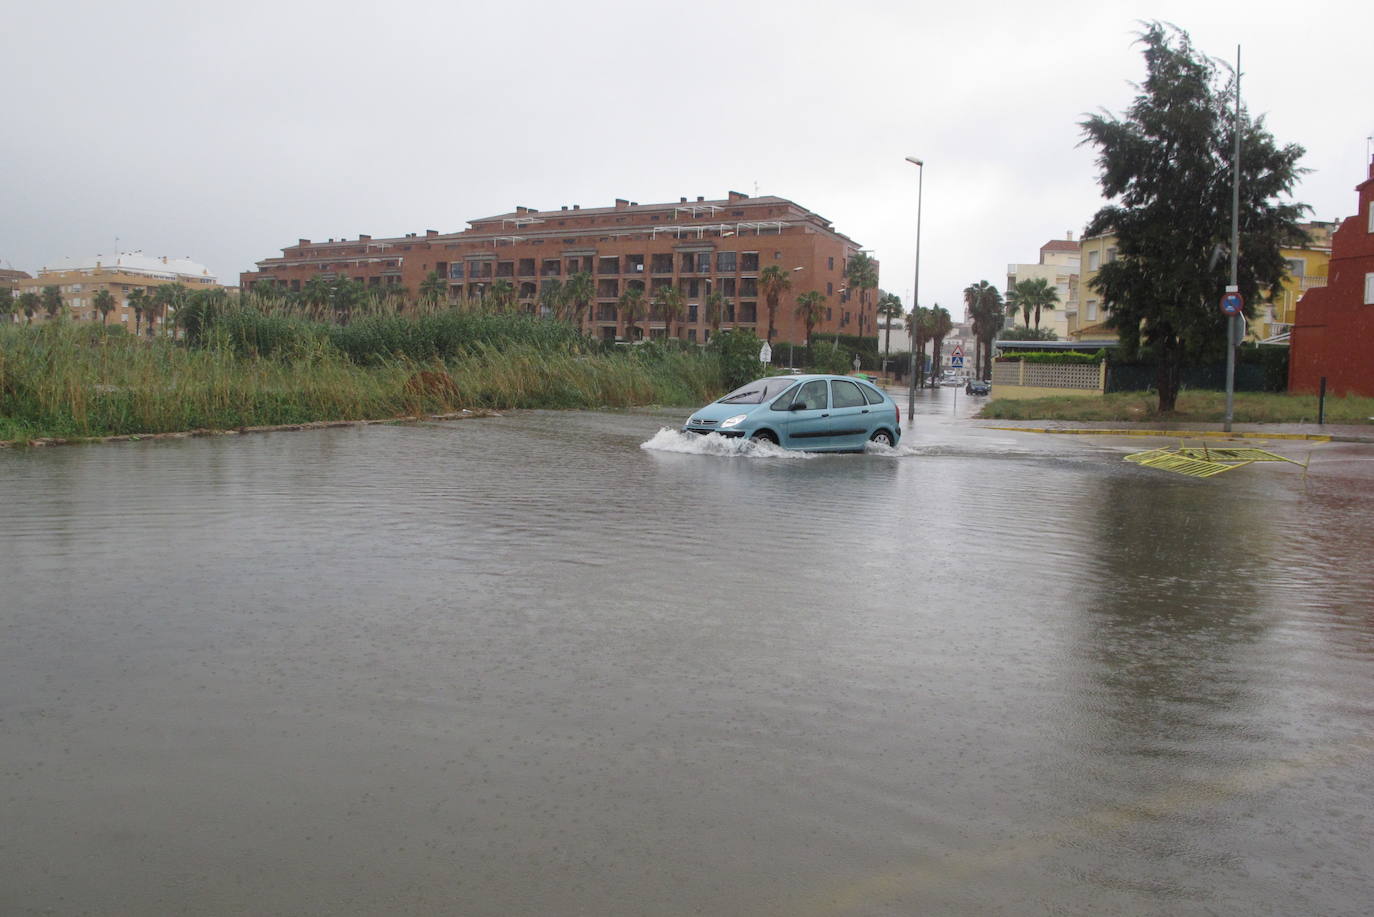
<box><xmin>965</xmin><ymin>379</ymin><xmax>991</xmax><ymax>396</ymax></box>
<box><xmin>682</xmin><ymin>374</ymin><xmax>901</xmax><ymax>451</ymax></box>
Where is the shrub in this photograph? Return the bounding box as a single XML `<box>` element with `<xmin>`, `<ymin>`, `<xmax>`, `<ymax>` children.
<box><xmin>706</xmin><ymin>329</ymin><xmax>767</xmax><ymax>389</ymax></box>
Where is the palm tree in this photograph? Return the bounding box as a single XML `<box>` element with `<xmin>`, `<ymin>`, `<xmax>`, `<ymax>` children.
<box><xmin>704</xmin><ymin>290</ymin><xmax>728</xmax><ymax>337</ymax></box>
<box><xmin>488</xmin><ymin>279</ymin><xmax>515</xmax><ymax>313</ymax></box>
<box><xmin>0</xmin><ymin>287</ymin><xmax>14</xmax><ymax>324</ymax></box>
<box><xmin>618</xmin><ymin>286</ymin><xmax>647</xmax><ymax>341</ymax></box>
<box><xmin>127</xmin><ymin>288</ymin><xmax>148</xmax><ymax>335</ymax></box>
<box><xmin>330</xmin><ymin>277</ymin><xmax>363</xmax><ymax>324</ymax></box>
<box><xmin>794</xmin><ymin>290</ymin><xmax>827</xmax><ymax>348</ymax></box>
<box><xmin>1006</xmin><ymin>277</ymin><xmax>1059</xmax><ymax>331</ymax></box>
<box><xmin>846</xmin><ymin>252</ymin><xmax>879</xmax><ymax>331</ymax></box>
<box><xmin>876</xmin><ymin>291</ymin><xmax>904</xmax><ymax>365</ymax></box>
<box><xmin>926</xmin><ymin>305</ymin><xmax>953</xmax><ymax>386</ymax></box>
<box><xmin>758</xmin><ymin>264</ymin><xmax>793</xmax><ymax>343</ymax></box>
<box><xmin>40</xmin><ymin>285</ymin><xmax>63</xmax><ymax>321</ymax></box>
<box><xmin>536</xmin><ymin>278</ymin><xmax>562</xmax><ymax>317</ymax></box>
<box><xmin>92</xmin><ymin>289</ymin><xmax>116</xmax><ymax>324</ymax></box>
<box><xmin>418</xmin><ymin>271</ymin><xmax>447</xmax><ymax>312</ymax></box>
<box><xmin>906</xmin><ymin>306</ymin><xmax>930</xmax><ymax>387</ymax></box>
<box><xmin>151</xmin><ymin>283</ymin><xmax>186</xmax><ymax>337</ymax></box>
<box><xmin>302</xmin><ymin>275</ymin><xmax>332</xmax><ymax>319</ymax></box>
<box><xmin>175</xmin><ymin>288</ymin><xmax>229</xmax><ymax>345</ymax></box>
<box><xmin>18</xmin><ymin>291</ymin><xmax>40</xmax><ymax>324</ymax></box>
<box><xmin>563</xmin><ymin>271</ymin><xmax>594</xmax><ymax>329</ymax></box>
<box><xmin>654</xmin><ymin>284</ymin><xmax>685</xmax><ymax>340</ymax></box>
<box><xmin>963</xmin><ymin>280</ymin><xmax>1003</xmax><ymax>380</ymax></box>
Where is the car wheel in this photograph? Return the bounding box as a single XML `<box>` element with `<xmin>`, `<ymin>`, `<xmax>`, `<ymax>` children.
<box><xmin>749</xmin><ymin>430</ymin><xmax>778</xmax><ymax>445</ymax></box>
<box><xmin>869</xmin><ymin>430</ymin><xmax>894</xmax><ymax>448</ymax></box>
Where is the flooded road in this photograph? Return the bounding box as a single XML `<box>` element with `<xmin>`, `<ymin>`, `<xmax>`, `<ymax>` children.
<box><xmin>3</xmin><ymin>389</ymin><xmax>1373</xmax><ymax>916</ymax></box>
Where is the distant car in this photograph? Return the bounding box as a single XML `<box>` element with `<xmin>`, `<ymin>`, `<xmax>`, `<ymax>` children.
<box><xmin>682</xmin><ymin>374</ymin><xmax>901</xmax><ymax>451</ymax></box>
<box><xmin>965</xmin><ymin>379</ymin><xmax>991</xmax><ymax>396</ymax></box>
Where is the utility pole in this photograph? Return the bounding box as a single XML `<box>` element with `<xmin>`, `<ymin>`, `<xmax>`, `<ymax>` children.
<box><xmin>1224</xmin><ymin>45</ymin><xmax>1241</xmax><ymax>433</ymax></box>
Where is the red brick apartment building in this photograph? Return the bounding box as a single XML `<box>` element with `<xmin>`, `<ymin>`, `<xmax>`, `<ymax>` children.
<box><xmin>1290</xmin><ymin>160</ymin><xmax>1374</xmax><ymax>396</ymax></box>
<box><xmin>241</xmin><ymin>192</ymin><xmax>877</xmax><ymax>344</ymax></box>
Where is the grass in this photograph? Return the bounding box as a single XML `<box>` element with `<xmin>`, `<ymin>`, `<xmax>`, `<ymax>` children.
<box><xmin>0</xmin><ymin>320</ymin><xmax>725</xmax><ymax>444</ymax></box>
<box><xmin>979</xmin><ymin>390</ymin><xmax>1374</xmax><ymax>425</ymax></box>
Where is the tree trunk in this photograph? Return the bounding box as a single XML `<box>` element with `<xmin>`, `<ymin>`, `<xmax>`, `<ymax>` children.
<box><xmin>1156</xmin><ymin>335</ymin><xmax>1181</xmax><ymax>413</ymax></box>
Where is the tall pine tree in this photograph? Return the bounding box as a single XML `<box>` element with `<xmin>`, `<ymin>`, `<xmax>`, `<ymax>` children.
<box><xmin>1081</xmin><ymin>22</ymin><xmax>1307</xmax><ymax>412</ymax></box>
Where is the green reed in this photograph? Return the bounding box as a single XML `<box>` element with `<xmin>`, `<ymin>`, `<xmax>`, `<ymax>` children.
<box><xmin>0</xmin><ymin>319</ymin><xmax>726</xmax><ymax>443</ymax></box>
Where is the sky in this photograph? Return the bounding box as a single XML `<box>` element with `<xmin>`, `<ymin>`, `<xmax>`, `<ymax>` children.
<box><xmin>4</xmin><ymin>0</ymin><xmax>1372</xmax><ymax>322</ymax></box>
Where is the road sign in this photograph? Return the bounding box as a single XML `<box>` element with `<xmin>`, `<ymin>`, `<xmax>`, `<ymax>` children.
<box><xmin>759</xmin><ymin>342</ymin><xmax>772</xmax><ymax>363</ymax></box>
<box><xmin>1220</xmin><ymin>291</ymin><xmax>1244</xmax><ymax>316</ymax></box>
<box><xmin>951</xmin><ymin>345</ymin><xmax>964</xmax><ymax>359</ymax></box>
<box><xmin>951</xmin><ymin>355</ymin><xmax>964</xmax><ymax>368</ymax></box>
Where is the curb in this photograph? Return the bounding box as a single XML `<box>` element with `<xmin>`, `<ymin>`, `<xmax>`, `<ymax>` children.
<box><xmin>983</xmin><ymin>426</ymin><xmax>1335</xmax><ymax>443</ymax></box>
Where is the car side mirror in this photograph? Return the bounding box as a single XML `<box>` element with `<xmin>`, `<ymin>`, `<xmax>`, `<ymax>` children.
<box><xmin>789</xmin><ymin>402</ymin><xmax>809</xmax><ymax>411</ymax></box>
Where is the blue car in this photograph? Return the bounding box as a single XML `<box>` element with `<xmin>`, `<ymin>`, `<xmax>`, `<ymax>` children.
<box><xmin>682</xmin><ymin>374</ymin><xmax>902</xmax><ymax>451</ymax></box>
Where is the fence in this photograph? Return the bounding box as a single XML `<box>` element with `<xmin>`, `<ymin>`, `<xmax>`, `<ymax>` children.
<box><xmin>990</xmin><ymin>360</ymin><xmax>1106</xmax><ymax>398</ymax></box>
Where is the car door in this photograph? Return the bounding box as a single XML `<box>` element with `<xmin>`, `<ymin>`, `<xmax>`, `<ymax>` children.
<box><xmin>827</xmin><ymin>379</ymin><xmax>871</xmax><ymax>450</ymax></box>
<box><xmin>777</xmin><ymin>379</ymin><xmax>831</xmax><ymax>449</ymax></box>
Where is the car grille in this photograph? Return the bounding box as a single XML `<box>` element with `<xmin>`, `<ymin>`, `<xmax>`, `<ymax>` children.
<box><xmin>690</xmin><ymin>417</ymin><xmax>717</xmax><ymax>427</ymax></box>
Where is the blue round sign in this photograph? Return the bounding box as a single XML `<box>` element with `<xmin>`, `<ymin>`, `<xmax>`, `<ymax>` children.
<box><xmin>1220</xmin><ymin>291</ymin><xmax>1244</xmax><ymax>316</ymax></box>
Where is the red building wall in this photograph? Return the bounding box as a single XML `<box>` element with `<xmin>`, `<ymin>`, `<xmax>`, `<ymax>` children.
<box><xmin>1289</xmin><ymin>161</ymin><xmax>1374</xmax><ymax>396</ymax></box>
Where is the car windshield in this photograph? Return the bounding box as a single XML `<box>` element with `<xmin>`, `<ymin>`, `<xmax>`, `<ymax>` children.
<box><xmin>718</xmin><ymin>377</ymin><xmax>799</xmax><ymax>405</ymax></box>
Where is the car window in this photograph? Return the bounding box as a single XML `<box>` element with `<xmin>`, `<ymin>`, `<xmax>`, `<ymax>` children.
<box><xmin>859</xmin><ymin>383</ymin><xmax>886</xmax><ymax>405</ymax></box>
<box><xmin>719</xmin><ymin>377</ymin><xmax>798</xmax><ymax>405</ymax></box>
<box><xmin>790</xmin><ymin>380</ymin><xmax>829</xmax><ymax>411</ymax></box>
<box><xmin>831</xmin><ymin>379</ymin><xmax>866</xmax><ymax>408</ymax></box>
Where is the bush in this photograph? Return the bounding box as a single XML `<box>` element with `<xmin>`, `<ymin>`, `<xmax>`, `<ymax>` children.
<box><xmin>998</xmin><ymin>349</ymin><xmax>1105</xmax><ymax>365</ymax></box>
<box><xmin>706</xmin><ymin>329</ymin><xmax>767</xmax><ymax>389</ymax></box>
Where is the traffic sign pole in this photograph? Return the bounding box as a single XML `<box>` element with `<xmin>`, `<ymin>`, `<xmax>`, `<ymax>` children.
<box><xmin>1222</xmin><ymin>287</ymin><xmax>1243</xmax><ymax>432</ymax></box>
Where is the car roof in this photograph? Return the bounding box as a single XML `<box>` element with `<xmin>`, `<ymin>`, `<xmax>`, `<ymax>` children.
<box><xmin>765</xmin><ymin>373</ymin><xmax>874</xmax><ymax>383</ymax></box>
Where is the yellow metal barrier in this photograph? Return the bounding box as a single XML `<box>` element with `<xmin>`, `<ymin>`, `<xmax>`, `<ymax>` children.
<box><xmin>1123</xmin><ymin>442</ymin><xmax>1309</xmax><ymax>477</ymax></box>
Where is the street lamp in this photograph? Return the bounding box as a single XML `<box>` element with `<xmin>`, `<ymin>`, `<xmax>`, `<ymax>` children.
<box><xmin>905</xmin><ymin>156</ymin><xmax>924</xmax><ymax>423</ymax></box>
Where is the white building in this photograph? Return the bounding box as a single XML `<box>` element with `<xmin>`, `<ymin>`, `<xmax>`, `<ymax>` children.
<box><xmin>1005</xmin><ymin>234</ymin><xmax>1079</xmax><ymax>339</ymax></box>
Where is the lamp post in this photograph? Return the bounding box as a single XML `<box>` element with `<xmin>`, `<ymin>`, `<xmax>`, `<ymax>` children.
<box><xmin>905</xmin><ymin>156</ymin><xmax>924</xmax><ymax>423</ymax></box>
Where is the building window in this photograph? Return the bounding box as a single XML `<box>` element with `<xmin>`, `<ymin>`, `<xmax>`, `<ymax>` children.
<box><xmin>1086</xmin><ymin>300</ymin><xmax>1099</xmax><ymax>321</ymax></box>
<box><xmin>716</xmin><ymin>251</ymin><xmax>736</xmax><ymax>272</ymax></box>
<box><xmin>1286</xmin><ymin>258</ymin><xmax>1305</xmax><ymax>277</ymax></box>
<box><xmin>828</xmin><ymin>256</ymin><xmax>834</xmax><ymax>270</ymax></box>
<box><xmin>740</xmin><ymin>252</ymin><xmax>759</xmax><ymax>272</ymax></box>
<box><xmin>826</xmin><ymin>282</ymin><xmax>833</xmax><ymax>295</ymax></box>
<box><xmin>1368</xmin><ymin>202</ymin><xmax>1374</xmax><ymax>233</ymax></box>
<box><xmin>1106</xmin><ymin>247</ymin><xmax>1117</xmax><ymax>263</ymax></box>
<box><xmin>738</xmin><ymin>301</ymin><xmax>757</xmax><ymax>322</ymax></box>
<box><xmin>1365</xmin><ymin>273</ymin><xmax>1374</xmax><ymax>305</ymax></box>
<box><xmin>1088</xmin><ymin>250</ymin><xmax>1100</xmax><ymax>270</ymax></box>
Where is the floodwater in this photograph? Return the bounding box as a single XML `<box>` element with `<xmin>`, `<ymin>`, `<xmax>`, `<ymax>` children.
<box><xmin>3</xmin><ymin>387</ymin><xmax>1373</xmax><ymax>916</ymax></box>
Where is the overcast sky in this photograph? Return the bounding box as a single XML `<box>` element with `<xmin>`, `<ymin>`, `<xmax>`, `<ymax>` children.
<box><xmin>4</xmin><ymin>0</ymin><xmax>1371</xmax><ymax>320</ymax></box>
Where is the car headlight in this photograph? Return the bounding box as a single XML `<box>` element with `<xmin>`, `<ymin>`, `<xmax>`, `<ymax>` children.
<box><xmin>719</xmin><ymin>414</ymin><xmax>748</xmax><ymax>429</ymax></box>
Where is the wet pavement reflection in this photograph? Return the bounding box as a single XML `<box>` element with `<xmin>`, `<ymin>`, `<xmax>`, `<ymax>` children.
<box><xmin>3</xmin><ymin>394</ymin><xmax>1372</xmax><ymax>916</ymax></box>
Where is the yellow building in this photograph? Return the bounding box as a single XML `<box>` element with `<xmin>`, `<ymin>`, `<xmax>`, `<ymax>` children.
<box><xmin>1257</xmin><ymin>221</ymin><xmax>1334</xmax><ymax>343</ymax></box>
<box><xmin>1071</xmin><ymin>232</ymin><xmax>1119</xmax><ymax>341</ymax></box>
<box><xmin>16</xmin><ymin>252</ymin><xmax>220</xmax><ymax>330</ymax></box>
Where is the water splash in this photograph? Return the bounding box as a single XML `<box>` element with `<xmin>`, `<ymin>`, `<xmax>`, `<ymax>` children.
<box><xmin>639</xmin><ymin>428</ymin><xmax>815</xmax><ymax>459</ymax></box>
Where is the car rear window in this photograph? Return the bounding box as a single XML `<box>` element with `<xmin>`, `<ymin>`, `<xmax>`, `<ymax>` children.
<box><xmin>719</xmin><ymin>377</ymin><xmax>798</xmax><ymax>405</ymax></box>
<box><xmin>859</xmin><ymin>383</ymin><xmax>886</xmax><ymax>405</ymax></box>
